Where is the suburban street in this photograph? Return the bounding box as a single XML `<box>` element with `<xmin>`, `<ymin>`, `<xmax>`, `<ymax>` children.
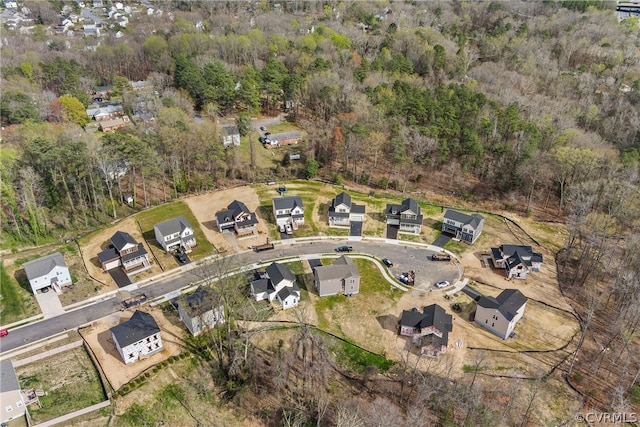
<box><xmin>0</xmin><ymin>239</ymin><xmax>457</xmax><ymax>355</ymax></box>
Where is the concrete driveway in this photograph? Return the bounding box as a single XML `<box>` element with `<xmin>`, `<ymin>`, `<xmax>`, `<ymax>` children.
<box><xmin>35</xmin><ymin>291</ymin><xmax>64</xmax><ymax>318</ymax></box>
<box><xmin>432</xmin><ymin>233</ymin><xmax>452</xmax><ymax>247</ymax></box>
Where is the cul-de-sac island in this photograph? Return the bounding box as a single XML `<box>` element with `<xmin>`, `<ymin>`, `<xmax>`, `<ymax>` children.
<box><xmin>1</xmin><ymin>1</ymin><xmax>639</xmax><ymax>426</ymax></box>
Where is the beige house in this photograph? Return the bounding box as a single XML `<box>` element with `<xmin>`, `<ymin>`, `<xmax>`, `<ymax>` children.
<box><xmin>313</xmin><ymin>255</ymin><xmax>360</xmax><ymax>297</ymax></box>
<box><xmin>0</xmin><ymin>360</ymin><xmax>26</xmax><ymax>424</ymax></box>
<box><xmin>475</xmin><ymin>289</ymin><xmax>527</xmax><ymax>339</ymax></box>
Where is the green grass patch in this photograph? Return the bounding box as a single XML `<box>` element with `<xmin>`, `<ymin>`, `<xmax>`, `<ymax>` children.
<box><xmin>135</xmin><ymin>201</ymin><xmax>215</xmax><ymax>260</ymax></box>
<box><xmin>16</xmin><ymin>347</ymin><xmax>106</xmax><ymax>424</ymax></box>
<box><xmin>0</xmin><ymin>261</ymin><xmax>40</xmax><ymax>324</ymax></box>
<box><xmin>628</xmin><ymin>385</ymin><xmax>640</xmax><ymax>405</ymax></box>
<box><xmin>443</xmin><ymin>239</ymin><xmax>468</xmax><ymax>255</ymax></box>
<box><xmin>462</xmin><ymin>364</ymin><xmax>484</xmax><ymax>373</ymax></box>
<box><xmin>330</xmin><ymin>337</ymin><xmax>393</xmax><ymax>374</ymax></box>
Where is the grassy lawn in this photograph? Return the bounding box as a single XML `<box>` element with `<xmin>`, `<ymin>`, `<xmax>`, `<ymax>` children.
<box><xmin>16</xmin><ymin>346</ymin><xmax>106</xmax><ymax>424</ymax></box>
<box><xmin>135</xmin><ymin>201</ymin><xmax>215</xmax><ymax>267</ymax></box>
<box><xmin>315</xmin><ymin>258</ymin><xmax>403</xmax><ymax>333</ymax></box>
<box><xmin>324</xmin><ymin>332</ymin><xmax>394</xmax><ymax>374</ymax></box>
<box><xmin>0</xmin><ymin>261</ymin><xmax>40</xmax><ymax>324</ymax></box>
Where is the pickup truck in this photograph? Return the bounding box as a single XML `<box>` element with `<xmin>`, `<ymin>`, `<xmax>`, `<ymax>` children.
<box><xmin>431</xmin><ymin>253</ymin><xmax>451</xmax><ymax>261</ymax></box>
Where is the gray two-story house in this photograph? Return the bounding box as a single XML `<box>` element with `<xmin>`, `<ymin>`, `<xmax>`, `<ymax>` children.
<box><xmin>313</xmin><ymin>255</ymin><xmax>361</xmax><ymax>297</ymax></box>
<box><xmin>385</xmin><ymin>198</ymin><xmax>423</xmax><ymax>235</ymax></box>
<box><xmin>442</xmin><ymin>209</ymin><xmax>485</xmax><ymax>244</ymax></box>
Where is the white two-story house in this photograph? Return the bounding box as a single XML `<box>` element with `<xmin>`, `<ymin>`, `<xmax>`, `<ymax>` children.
<box><xmin>98</xmin><ymin>231</ymin><xmax>150</xmax><ymax>275</ymax></box>
<box><xmin>111</xmin><ymin>310</ymin><xmax>163</xmax><ymax>365</ymax></box>
<box><xmin>154</xmin><ymin>216</ymin><xmax>196</xmax><ymax>253</ymax></box>
<box><xmin>23</xmin><ymin>252</ymin><xmax>72</xmax><ymax>294</ymax></box>
<box><xmin>491</xmin><ymin>245</ymin><xmax>543</xmax><ymax>280</ymax></box>
<box><xmin>328</xmin><ymin>192</ymin><xmax>365</xmax><ymax>228</ymax></box>
<box><xmin>250</xmin><ymin>262</ymin><xmax>300</xmax><ymax>309</ymax></box>
<box><xmin>385</xmin><ymin>198</ymin><xmax>423</xmax><ymax>235</ymax></box>
<box><xmin>272</xmin><ymin>196</ymin><xmax>304</xmax><ymax>228</ymax></box>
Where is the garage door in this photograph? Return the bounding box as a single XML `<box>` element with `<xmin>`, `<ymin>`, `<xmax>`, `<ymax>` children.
<box><xmin>104</xmin><ymin>259</ymin><xmax>121</xmax><ymax>270</ymax></box>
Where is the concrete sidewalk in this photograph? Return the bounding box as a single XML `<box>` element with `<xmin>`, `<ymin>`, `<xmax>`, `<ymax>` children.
<box><xmin>33</xmin><ymin>400</ymin><xmax>110</xmax><ymax>427</ymax></box>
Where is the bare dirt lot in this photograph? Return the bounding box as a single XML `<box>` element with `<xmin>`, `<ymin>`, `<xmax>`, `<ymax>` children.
<box><xmin>183</xmin><ymin>187</ymin><xmax>271</xmax><ymax>254</ymax></box>
<box><xmin>78</xmin><ymin>217</ymin><xmax>161</xmax><ymax>291</ymax></box>
<box><xmin>80</xmin><ymin>305</ymin><xmax>185</xmax><ymax>391</ymax></box>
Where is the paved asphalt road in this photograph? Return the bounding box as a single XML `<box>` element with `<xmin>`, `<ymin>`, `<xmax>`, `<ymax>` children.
<box><xmin>0</xmin><ymin>240</ymin><xmax>457</xmax><ymax>354</ymax></box>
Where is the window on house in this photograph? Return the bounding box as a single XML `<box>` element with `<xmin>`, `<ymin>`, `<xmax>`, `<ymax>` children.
<box><xmin>129</xmin><ymin>353</ymin><xmax>134</xmax><ymax>358</ymax></box>
<box><xmin>146</xmin><ymin>337</ymin><xmax>150</xmax><ymax>343</ymax></box>
<box><xmin>16</xmin><ymin>401</ymin><xmax>23</xmax><ymax>407</ymax></box>
<box><xmin>6</xmin><ymin>405</ymin><xmax>13</xmax><ymax>412</ymax></box>
<box><xmin>492</xmin><ymin>323</ymin><xmax>495</xmax><ymax>327</ymax></box>
<box><xmin>148</xmin><ymin>346</ymin><xmax>152</xmax><ymax>351</ymax></box>
<box><xmin>155</xmin><ymin>343</ymin><xmax>159</xmax><ymax>348</ymax></box>
<box><xmin>485</xmin><ymin>319</ymin><xmax>488</xmax><ymax>324</ymax></box>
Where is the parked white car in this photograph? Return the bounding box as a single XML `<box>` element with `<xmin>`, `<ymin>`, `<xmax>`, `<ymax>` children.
<box><xmin>435</xmin><ymin>280</ymin><xmax>451</xmax><ymax>289</ymax></box>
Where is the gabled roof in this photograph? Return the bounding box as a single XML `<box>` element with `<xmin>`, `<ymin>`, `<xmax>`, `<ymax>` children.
<box><xmin>478</xmin><ymin>289</ymin><xmax>527</xmax><ymax>321</ymax></box>
<box><xmin>0</xmin><ymin>360</ymin><xmax>20</xmax><ymax>393</ymax></box>
<box><xmin>315</xmin><ymin>255</ymin><xmax>360</xmax><ymax>281</ymax></box>
<box><xmin>121</xmin><ymin>244</ymin><xmax>148</xmax><ymax>262</ymax></box>
<box><xmin>269</xmin><ymin>131</ymin><xmax>301</xmax><ymax>141</ymax></box>
<box><xmin>495</xmin><ymin>245</ymin><xmax>543</xmax><ymax>265</ymax></box>
<box><xmin>154</xmin><ymin>216</ymin><xmax>192</xmax><ymax>236</ymax></box>
<box><xmin>23</xmin><ymin>252</ymin><xmax>67</xmax><ymax>280</ymax></box>
<box><xmin>506</xmin><ymin>251</ymin><xmax>528</xmax><ymax>270</ymax></box>
<box><xmin>444</xmin><ymin>209</ymin><xmax>484</xmax><ymax>229</ymax></box>
<box><xmin>111</xmin><ymin>231</ymin><xmax>138</xmax><ymax>251</ymax></box>
<box><xmin>228</xmin><ymin>200</ymin><xmax>251</xmax><ymax>218</ymax></box>
<box><xmin>251</xmin><ymin>278</ymin><xmax>270</xmax><ymax>294</ymax></box>
<box><xmin>333</xmin><ymin>192</ymin><xmax>351</xmax><ymax>208</ymax></box>
<box><xmin>222</xmin><ymin>125</ymin><xmax>239</xmax><ymax>136</ymax></box>
<box><xmin>277</xmin><ymin>286</ymin><xmax>296</xmax><ymax>301</ymax></box>
<box><xmin>265</xmin><ymin>262</ymin><xmax>296</xmax><ymax>285</ymax></box>
<box><xmin>400</xmin><ymin>304</ymin><xmax>452</xmax><ymax>347</ymax></box>
<box><xmin>401</xmin><ymin>198</ymin><xmax>420</xmax><ymax>215</ymax></box>
<box><xmin>111</xmin><ymin>310</ymin><xmax>160</xmax><ymax>348</ymax></box>
<box><xmin>273</xmin><ymin>196</ymin><xmax>304</xmax><ymax>211</ymax></box>
<box><xmin>180</xmin><ymin>287</ymin><xmax>215</xmax><ymax>318</ymax></box>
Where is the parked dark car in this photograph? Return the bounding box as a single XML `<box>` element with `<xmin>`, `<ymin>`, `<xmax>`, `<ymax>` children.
<box><xmin>335</xmin><ymin>246</ymin><xmax>353</xmax><ymax>252</ymax></box>
<box><xmin>259</xmin><ymin>126</ymin><xmax>266</xmax><ymax>131</ymax></box>
<box><xmin>382</xmin><ymin>258</ymin><xmax>393</xmax><ymax>267</ymax></box>
<box><xmin>177</xmin><ymin>253</ymin><xmax>188</xmax><ymax>264</ymax></box>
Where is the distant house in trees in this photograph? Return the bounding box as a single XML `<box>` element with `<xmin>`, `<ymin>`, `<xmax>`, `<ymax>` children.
<box><xmin>250</xmin><ymin>262</ymin><xmax>300</xmax><ymax>309</ymax></box>
<box><xmin>99</xmin><ymin>116</ymin><xmax>129</xmax><ymax>132</ymax></box>
<box><xmin>475</xmin><ymin>289</ymin><xmax>527</xmax><ymax>339</ymax></box>
<box><xmin>491</xmin><ymin>245</ymin><xmax>543</xmax><ymax>280</ymax></box>
<box><xmin>328</xmin><ymin>192</ymin><xmax>365</xmax><ymax>228</ymax></box>
<box><xmin>313</xmin><ymin>255</ymin><xmax>361</xmax><ymax>297</ymax></box>
<box><xmin>273</xmin><ymin>196</ymin><xmax>304</xmax><ymax>228</ymax></box>
<box><xmin>264</xmin><ymin>131</ymin><xmax>302</xmax><ymax>148</ymax></box>
<box><xmin>86</xmin><ymin>104</ymin><xmax>124</xmax><ymax>121</ymax></box>
<box><xmin>154</xmin><ymin>217</ymin><xmax>196</xmax><ymax>253</ymax></box>
<box><xmin>215</xmin><ymin>200</ymin><xmax>258</xmax><ymax>237</ymax></box>
<box><xmin>0</xmin><ymin>360</ymin><xmax>26</xmax><ymax>425</ymax></box>
<box><xmin>221</xmin><ymin>125</ymin><xmax>240</xmax><ymax>147</ymax></box>
<box><xmin>176</xmin><ymin>287</ymin><xmax>225</xmax><ymax>336</ymax></box>
<box><xmin>111</xmin><ymin>310</ymin><xmax>163</xmax><ymax>365</ymax></box>
<box><xmin>399</xmin><ymin>304</ymin><xmax>453</xmax><ymax>358</ymax></box>
<box><xmin>97</xmin><ymin>231</ymin><xmax>150</xmax><ymax>275</ymax></box>
<box><xmin>23</xmin><ymin>252</ymin><xmax>72</xmax><ymax>294</ymax></box>
<box><xmin>441</xmin><ymin>209</ymin><xmax>485</xmax><ymax>244</ymax></box>
<box><xmin>385</xmin><ymin>198</ymin><xmax>423</xmax><ymax>235</ymax></box>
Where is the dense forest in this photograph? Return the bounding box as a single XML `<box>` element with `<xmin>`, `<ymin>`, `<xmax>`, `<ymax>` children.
<box><xmin>2</xmin><ymin>0</ymin><xmax>640</xmax><ymax>424</ymax></box>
